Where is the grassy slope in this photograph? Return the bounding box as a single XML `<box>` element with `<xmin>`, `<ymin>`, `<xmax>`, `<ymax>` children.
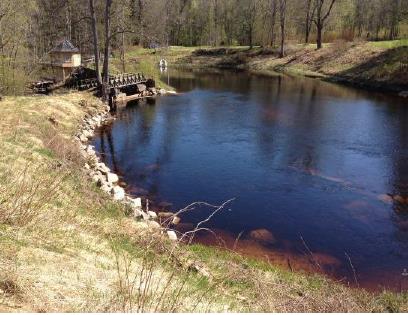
<box><xmin>0</xmin><ymin>96</ymin><xmax>407</xmax><ymax>310</ymax></box>
<box><xmin>247</xmin><ymin>40</ymin><xmax>408</xmax><ymax>91</ymax></box>
<box><xmin>108</xmin><ymin>47</ymin><xmax>183</xmax><ymax>91</ymax></box>
<box><xmin>153</xmin><ymin>40</ymin><xmax>407</xmax><ymax>92</ymax></box>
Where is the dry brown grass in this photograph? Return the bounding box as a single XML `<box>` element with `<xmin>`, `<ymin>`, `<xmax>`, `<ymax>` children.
<box><xmin>109</xmin><ymin>236</ymin><xmax>220</xmax><ymax>312</ymax></box>
<box><xmin>0</xmin><ymin>161</ymin><xmax>72</xmax><ymax>226</ymax></box>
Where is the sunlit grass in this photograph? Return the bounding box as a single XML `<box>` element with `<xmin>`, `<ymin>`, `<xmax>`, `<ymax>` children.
<box><xmin>369</xmin><ymin>39</ymin><xmax>408</xmax><ymax>48</ymax></box>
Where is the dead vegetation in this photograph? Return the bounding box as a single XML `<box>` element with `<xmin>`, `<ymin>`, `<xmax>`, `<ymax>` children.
<box><xmin>109</xmin><ymin>235</ymin><xmax>222</xmax><ymax>312</ymax></box>
<box><xmin>0</xmin><ymin>91</ymin><xmax>407</xmax><ymax>312</ymax></box>
<box><xmin>0</xmin><ymin>162</ymin><xmax>71</xmax><ymax>226</ymax></box>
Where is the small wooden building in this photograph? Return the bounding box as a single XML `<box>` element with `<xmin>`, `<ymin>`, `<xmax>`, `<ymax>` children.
<box><xmin>49</xmin><ymin>39</ymin><xmax>81</xmax><ymax>81</ymax></box>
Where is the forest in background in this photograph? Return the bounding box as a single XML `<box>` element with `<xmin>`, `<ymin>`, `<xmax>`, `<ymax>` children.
<box><xmin>0</xmin><ymin>0</ymin><xmax>407</xmax><ymax>94</ymax></box>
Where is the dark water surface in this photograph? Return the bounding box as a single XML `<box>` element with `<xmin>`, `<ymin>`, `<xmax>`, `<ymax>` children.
<box><xmin>94</xmin><ymin>69</ymin><xmax>408</xmax><ymax>291</ymax></box>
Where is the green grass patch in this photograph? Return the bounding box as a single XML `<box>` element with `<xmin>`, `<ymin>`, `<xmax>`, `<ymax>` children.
<box><xmin>369</xmin><ymin>39</ymin><xmax>408</xmax><ymax>49</ymax></box>
<box><xmin>223</xmin><ymin>278</ymin><xmax>254</xmax><ymax>290</ymax></box>
<box><xmin>378</xmin><ymin>292</ymin><xmax>408</xmax><ymax>313</ymax></box>
<box><xmin>98</xmin><ymin>201</ymin><xmax>126</xmax><ymax>220</ymax></box>
<box><xmin>108</xmin><ymin>234</ymin><xmax>144</xmax><ymax>257</ymax></box>
<box><xmin>34</xmin><ymin>147</ymin><xmax>54</xmax><ymax>158</ymax></box>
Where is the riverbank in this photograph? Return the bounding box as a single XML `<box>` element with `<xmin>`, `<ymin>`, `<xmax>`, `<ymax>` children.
<box><xmin>0</xmin><ymin>91</ymin><xmax>407</xmax><ymax>312</ymax></box>
<box><xmin>146</xmin><ymin>40</ymin><xmax>407</xmax><ymax>95</ymax></box>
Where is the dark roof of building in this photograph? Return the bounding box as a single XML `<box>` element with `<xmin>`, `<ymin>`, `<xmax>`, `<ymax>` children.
<box><xmin>50</xmin><ymin>39</ymin><xmax>79</xmax><ymax>53</ymax></box>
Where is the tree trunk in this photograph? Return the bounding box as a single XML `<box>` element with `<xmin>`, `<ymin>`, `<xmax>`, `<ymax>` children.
<box><xmin>280</xmin><ymin>22</ymin><xmax>284</xmax><ymax>57</ymax></box>
<box><xmin>305</xmin><ymin>25</ymin><xmax>310</xmax><ymax>44</ymax></box>
<box><xmin>138</xmin><ymin>0</ymin><xmax>144</xmax><ymax>46</ymax></box>
<box><xmin>102</xmin><ymin>0</ymin><xmax>112</xmax><ymax>101</ymax></box>
<box><xmin>89</xmin><ymin>0</ymin><xmax>101</xmax><ymax>85</ymax></box>
<box><xmin>353</xmin><ymin>0</ymin><xmax>363</xmax><ymax>38</ymax></box>
<box><xmin>66</xmin><ymin>4</ymin><xmax>72</xmax><ymax>41</ymax></box>
<box><xmin>270</xmin><ymin>0</ymin><xmax>277</xmax><ymax>46</ymax></box>
<box><xmin>314</xmin><ymin>0</ymin><xmax>336</xmax><ymax>49</ymax></box>
<box><xmin>120</xmin><ymin>5</ymin><xmax>126</xmax><ymax>73</ymax></box>
<box><xmin>279</xmin><ymin>0</ymin><xmax>286</xmax><ymax>58</ymax></box>
<box><xmin>389</xmin><ymin>0</ymin><xmax>399</xmax><ymax>40</ymax></box>
<box><xmin>121</xmin><ymin>32</ymin><xmax>126</xmax><ymax>73</ymax></box>
<box><xmin>249</xmin><ymin>26</ymin><xmax>253</xmax><ymax>49</ymax></box>
<box><xmin>214</xmin><ymin>0</ymin><xmax>219</xmax><ymax>46</ymax></box>
<box><xmin>316</xmin><ymin>23</ymin><xmax>322</xmax><ymax>49</ymax></box>
<box><xmin>305</xmin><ymin>0</ymin><xmax>312</xmax><ymax>43</ymax></box>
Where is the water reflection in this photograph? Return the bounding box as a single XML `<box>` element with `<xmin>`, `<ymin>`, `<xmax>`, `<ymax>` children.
<box><xmin>93</xmin><ymin>69</ymin><xmax>408</xmax><ymax>291</ymax></box>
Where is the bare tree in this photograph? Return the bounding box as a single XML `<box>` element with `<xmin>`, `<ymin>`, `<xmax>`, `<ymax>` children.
<box><xmin>388</xmin><ymin>0</ymin><xmax>400</xmax><ymax>40</ymax></box>
<box><xmin>102</xmin><ymin>0</ymin><xmax>113</xmax><ymax>100</ymax></box>
<box><xmin>89</xmin><ymin>0</ymin><xmax>101</xmax><ymax>84</ymax></box>
<box><xmin>353</xmin><ymin>0</ymin><xmax>364</xmax><ymax>38</ymax></box>
<box><xmin>119</xmin><ymin>2</ymin><xmax>126</xmax><ymax>72</ymax></box>
<box><xmin>279</xmin><ymin>0</ymin><xmax>286</xmax><ymax>57</ymax></box>
<box><xmin>313</xmin><ymin>0</ymin><xmax>337</xmax><ymax>49</ymax></box>
<box><xmin>239</xmin><ymin>0</ymin><xmax>258</xmax><ymax>49</ymax></box>
<box><xmin>304</xmin><ymin>0</ymin><xmax>317</xmax><ymax>43</ymax></box>
<box><xmin>270</xmin><ymin>0</ymin><xmax>278</xmax><ymax>46</ymax></box>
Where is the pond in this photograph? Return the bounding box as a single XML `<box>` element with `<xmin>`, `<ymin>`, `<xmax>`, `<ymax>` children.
<box><xmin>93</xmin><ymin>69</ymin><xmax>408</xmax><ymax>291</ymax></box>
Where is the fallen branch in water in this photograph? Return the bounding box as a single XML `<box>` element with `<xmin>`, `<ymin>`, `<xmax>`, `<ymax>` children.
<box><xmin>169</xmin><ymin>198</ymin><xmax>235</xmax><ymax>244</ymax></box>
<box><xmin>345</xmin><ymin>251</ymin><xmax>359</xmax><ymax>287</ymax></box>
<box><xmin>300</xmin><ymin>235</ymin><xmax>322</xmax><ymax>271</ymax></box>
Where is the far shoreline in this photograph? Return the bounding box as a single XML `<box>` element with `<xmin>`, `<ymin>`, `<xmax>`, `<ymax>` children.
<box><xmin>161</xmin><ymin>41</ymin><xmax>407</xmax><ymax>98</ymax></box>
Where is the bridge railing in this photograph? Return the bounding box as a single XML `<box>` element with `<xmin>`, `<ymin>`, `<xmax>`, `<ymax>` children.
<box><xmin>72</xmin><ymin>72</ymin><xmax>147</xmax><ymax>90</ymax></box>
<box><xmin>108</xmin><ymin>73</ymin><xmax>146</xmax><ymax>88</ymax></box>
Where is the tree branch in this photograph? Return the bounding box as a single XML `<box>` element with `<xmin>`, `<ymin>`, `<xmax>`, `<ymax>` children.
<box><xmin>322</xmin><ymin>0</ymin><xmax>336</xmax><ymax>22</ymax></box>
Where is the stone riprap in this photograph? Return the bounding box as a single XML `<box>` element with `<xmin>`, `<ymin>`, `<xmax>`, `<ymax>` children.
<box><xmin>74</xmin><ymin>94</ymin><xmax>178</xmax><ymax>241</ymax></box>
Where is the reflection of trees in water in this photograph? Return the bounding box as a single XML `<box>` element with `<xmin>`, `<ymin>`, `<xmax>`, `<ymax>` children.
<box><xmin>251</xmin><ymin>72</ymin><xmax>408</xmax><ymax>242</ymax></box>
<box><xmin>254</xmin><ymin>75</ymin><xmax>282</xmax><ymax>158</ymax></box>
<box><xmin>118</xmin><ymin>98</ymin><xmax>158</xmax><ymax>146</ymax></box>
<box><xmin>96</xmin><ymin>96</ymin><xmax>183</xmax><ymax>204</ymax></box>
<box><xmin>96</xmin><ymin>99</ymin><xmax>159</xmax><ymax>181</ymax></box>
<box><xmin>254</xmin><ymin>75</ymin><xmax>325</xmax><ymax>171</ymax></box>
<box><xmin>391</xmin><ymin>104</ymin><xmax>408</xmax><ymax>237</ymax></box>
<box><xmin>170</xmin><ymin>68</ymin><xmax>377</xmax><ymax>100</ymax></box>
<box><xmin>116</xmin><ymin>96</ymin><xmax>184</xmax><ymax>204</ymax></box>
<box><xmin>145</xmin><ymin>100</ymin><xmax>186</xmax><ymax>201</ymax></box>
<box><xmin>170</xmin><ymin>69</ymin><xmax>252</xmax><ymax>94</ymax></box>
<box><xmin>98</xmin><ymin>125</ymin><xmax>119</xmax><ymax>173</ymax></box>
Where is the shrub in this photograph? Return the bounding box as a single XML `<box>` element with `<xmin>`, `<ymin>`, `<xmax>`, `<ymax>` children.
<box><xmin>0</xmin><ymin>162</ymin><xmax>72</xmax><ymax>226</ymax></box>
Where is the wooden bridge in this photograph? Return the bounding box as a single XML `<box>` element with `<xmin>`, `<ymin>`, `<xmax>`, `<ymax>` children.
<box><xmin>31</xmin><ymin>69</ymin><xmax>156</xmax><ymax>109</ymax></box>
<box><xmin>69</xmin><ymin>72</ymin><xmax>148</xmax><ymax>91</ymax></box>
